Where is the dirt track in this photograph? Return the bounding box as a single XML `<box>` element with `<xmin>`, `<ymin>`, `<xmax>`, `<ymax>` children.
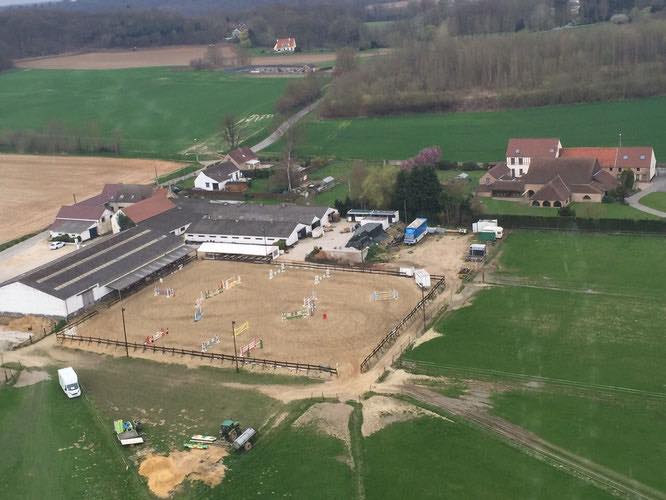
<box><xmin>0</xmin><ymin>154</ymin><xmax>181</xmax><ymax>242</ymax></box>
<box><xmin>15</xmin><ymin>46</ymin><xmax>387</xmax><ymax>70</ymax></box>
<box><xmin>78</xmin><ymin>261</ymin><xmax>422</xmax><ymax>375</ymax></box>
<box><xmin>403</xmin><ymin>384</ymin><xmax>663</xmax><ymax>500</ymax></box>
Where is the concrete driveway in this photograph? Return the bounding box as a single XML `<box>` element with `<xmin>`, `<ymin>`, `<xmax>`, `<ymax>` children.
<box><xmin>278</xmin><ymin>221</ymin><xmax>355</xmax><ymax>261</ymax></box>
<box><xmin>626</xmin><ymin>168</ymin><xmax>666</xmax><ymax>218</ymax></box>
<box><xmin>0</xmin><ymin>231</ymin><xmax>77</xmax><ymax>283</ymax></box>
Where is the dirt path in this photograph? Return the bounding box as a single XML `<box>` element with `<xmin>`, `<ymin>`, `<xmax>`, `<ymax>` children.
<box><xmin>402</xmin><ymin>384</ymin><xmax>664</xmax><ymax>500</ymax></box>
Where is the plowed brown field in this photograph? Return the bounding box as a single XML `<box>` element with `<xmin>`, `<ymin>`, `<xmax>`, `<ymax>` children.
<box><xmin>0</xmin><ymin>154</ymin><xmax>181</xmax><ymax>242</ymax></box>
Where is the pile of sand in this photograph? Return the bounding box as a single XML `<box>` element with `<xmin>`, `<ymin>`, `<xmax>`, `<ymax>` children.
<box><xmin>138</xmin><ymin>447</ymin><xmax>228</xmax><ymax>498</ymax></box>
<box><xmin>293</xmin><ymin>402</ymin><xmax>353</xmax><ymax>445</ymax></box>
<box><xmin>5</xmin><ymin>315</ymin><xmax>55</xmax><ymax>334</ymax></box>
<box><xmin>361</xmin><ymin>395</ymin><xmax>451</xmax><ymax>437</ymax></box>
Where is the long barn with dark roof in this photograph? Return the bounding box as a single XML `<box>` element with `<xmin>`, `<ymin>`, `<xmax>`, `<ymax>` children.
<box><xmin>0</xmin><ymin>227</ymin><xmax>194</xmax><ymax>318</ymax></box>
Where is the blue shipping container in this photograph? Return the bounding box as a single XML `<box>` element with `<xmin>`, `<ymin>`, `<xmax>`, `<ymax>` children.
<box><xmin>404</xmin><ymin>218</ymin><xmax>428</xmax><ymax>244</ymax></box>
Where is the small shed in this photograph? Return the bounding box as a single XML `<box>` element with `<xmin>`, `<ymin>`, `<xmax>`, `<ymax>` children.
<box><xmin>317</xmin><ymin>176</ymin><xmax>335</xmax><ymax>192</ymax></box>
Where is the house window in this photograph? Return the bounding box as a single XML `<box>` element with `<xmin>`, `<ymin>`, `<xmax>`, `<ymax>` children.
<box><xmin>518</xmin><ymin>169</ymin><xmax>523</xmax><ymax>176</ymax></box>
<box><xmin>510</xmin><ymin>158</ymin><xmax>515</xmax><ymax>165</ymax></box>
<box><xmin>101</xmin><ymin>216</ymin><xmax>105</xmax><ymax>222</ymax></box>
<box><xmin>623</xmin><ymin>155</ymin><xmax>629</xmax><ymax>160</ymax></box>
<box><xmin>205</xmin><ymin>182</ymin><xmax>210</xmax><ymax>188</ymax></box>
<box><xmin>583</xmin><ymin>195</ymin><xmax>591</xmax><ymax>200</ymax></box>
<box><xmin>518</xmin><ymin>157</ymin><xmax>523</xmax><ymax>165</ymax></box>
<box><xmin>640</xmin><ymin>155</ymin><xmax>646</xmax><ymax>160</ymax></box>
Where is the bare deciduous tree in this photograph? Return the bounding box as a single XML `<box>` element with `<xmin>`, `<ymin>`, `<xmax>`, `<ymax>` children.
<box><xmin>222</xmin><ymin>115</ymin><xmax>240</xmax><ymax>150</ymax></box>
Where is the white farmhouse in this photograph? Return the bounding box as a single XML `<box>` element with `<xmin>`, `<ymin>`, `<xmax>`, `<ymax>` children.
<box><xmin>194</xmin><ymin>162</ymin><xmax>243</xmax><ymax>191</ymax></box>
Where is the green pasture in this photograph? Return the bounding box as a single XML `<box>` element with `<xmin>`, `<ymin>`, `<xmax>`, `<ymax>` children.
<box><xmin>269</xmin><ymin>96</ymin><xmax>666</xmax><ymax>161</ymax></box>
<box><xmin>0</xmin><ymin>68</ymin><xmax>287</xmax><ymax>158</ymax></box>
<box><xmin>497</xmin><ymin>231</ymin><xmax>666</xmax><ymax>294</ymax></box>
<box><xmin>363</xmin><ymin>417</ymin><xmax>612</xmax><ymax>500</ymax></box>
<box><xmin>639</xmin><ymin>192</ymin><xmax>666</xmax><ymax>212</ymax></box>
<box><xmin>0</xmin><ymin>371</ymin><xmax>149</xmax><ymax>499</ymax></box>
<box><xmin>404</xmin><ymin>287</ymin><xmax>666</xmax><ymax>393</ymax></box>
<box><xmin>492</xmin><ymin>391</ymin><xmax>666</xmax><ymax>493</ymax></box>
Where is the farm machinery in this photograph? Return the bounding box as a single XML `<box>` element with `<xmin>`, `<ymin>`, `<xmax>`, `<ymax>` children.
<box><xmin>114</xmin><ymin>419</ymin><xmax>144</xmax><ymax>446</ymax></box>
<box><xmin>220</xmin><ymin>419</ymin><xmax>256</xmax><ymax>452</ymax></box>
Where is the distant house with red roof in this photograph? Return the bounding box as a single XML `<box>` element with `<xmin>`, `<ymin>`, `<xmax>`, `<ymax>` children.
<box><xmin>224</xmin><ymin>147</ymin><xmax>262</xmax><ymax>171</ymax></box>
<box><xmin>273</xmin><ymin>38</ymin><xmax>296</xmax><ymax>53</ymax></box>
<box><xmin>505</xmin><ymin>138</ymin><xmax>562</xmax><ymax>178</ymax></box>
<box><xmin>476</xmin><ymin>137</ymin><xmax>657</xmax><ymax>208</ymax></box>
<box><xmin>559</xmin><ymin>146</ymin><xmax>656</xmax><ymax>183</ymax></box>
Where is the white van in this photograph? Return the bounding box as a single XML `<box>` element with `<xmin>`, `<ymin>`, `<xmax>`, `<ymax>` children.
<box><xmin>57</xmin><ymin>367</ymin><xmax>81</xmax><ymax>398</ymax></box>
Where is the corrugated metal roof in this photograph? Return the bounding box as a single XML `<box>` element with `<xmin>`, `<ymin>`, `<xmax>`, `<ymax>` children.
<box><xmin>106</xmin><ymin>245</ymin><xmax>195</xmax><ymax>291</ymax></box>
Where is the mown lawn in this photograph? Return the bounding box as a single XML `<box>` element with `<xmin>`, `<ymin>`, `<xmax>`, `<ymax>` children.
<box><xmin>480</xmin><ymin>198</ymin><xmax>559</xmax><ymax>216</ymax></box>
<box><xmin>270</xmin><ymin>96</ymin><xmax>666</xmax><ymax>161</ymax></box>
<box><xmin>479</xmin><ymin>199</ymin><xmax>658</xmax><ymax>219</ymax></box>
<box><xmin>186</xmin><ymin>401</ymin><xmax>354</xmax><ymax>499</ymax></box>
<box><xmin>638</xmin><ymin>192</ymin><xmax>666</xmax><ymax>212</ymax></box>
<box><xmin>77</xmin><ymin>356</ymin><xmax>313</xmax><ymax>453</ymax></box>
<box><xmin>496</xmin><ymin>231</ymin><xmax>666</xmax><ymax>294</ymax></box>
<box><xmin>0</xmin><ymin>372</ymin><xmax>149</xmax><ymax>499</ymax></box>
<box><xmin>363</xmin><ymin>417</ymin><xmax>612</xmax><ymax>500</ymax></box>
<box><xmin>0</xmin><ymin>68</ymin><xmax>288</xmax><ymax>158</ymax></box>
<box><xmin>492</xmin><ymin>391</ymin><xmax>666</xmax><ymax>493</ymax></box>
<box><xmin>404</xmin><ymin>287</ymin><xmax>666</xmax><ymax>392</ymax></box>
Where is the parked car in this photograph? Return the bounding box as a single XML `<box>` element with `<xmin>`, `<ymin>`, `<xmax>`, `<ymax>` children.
<box><xmin>49</xmin><ymin>241</ymin><xmax>65</xmax><ymax>250</ymax></box>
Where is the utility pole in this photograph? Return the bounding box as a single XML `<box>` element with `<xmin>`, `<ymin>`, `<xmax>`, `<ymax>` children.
<box><xmin>121</xmin><ymin>307</ymin><xmax>129</xmax><ymax>358</ymax></box>
<box><xmin>231</xmin><ymin>321</ymin><xmax>239</xmax><ymax>373</ymax></box>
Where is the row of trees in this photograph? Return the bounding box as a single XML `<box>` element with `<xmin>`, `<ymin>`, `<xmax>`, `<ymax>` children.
<box><xmin>322</xmin><ymin>19</ymin><xmax>666</xmax><ymax>117</ymax></box>
<box><xmin>0</xmin><ymin>121</ymin><xmax>122</xmax><ymax>155</ymax></box>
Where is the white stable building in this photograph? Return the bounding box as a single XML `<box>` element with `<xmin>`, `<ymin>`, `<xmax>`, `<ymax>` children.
<box><xmin>197</xmin><ymin>242</ymin><xmax>279</xmax><ymax>260</ymax></box>
<box><xmin>0</xmin><ymin>227</ymin><xmax>194</xmax><ymax>318</ymax></box>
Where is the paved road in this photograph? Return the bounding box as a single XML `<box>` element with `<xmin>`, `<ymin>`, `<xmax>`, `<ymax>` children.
<box><xmin>626</xmin><ymin>168</ymin><xmax>666</xmax><ymax>218</ymax></box>
<box><xmin>251</xmin><ymin>99</ymin><xmax>321</xmax><ymax>153</ymax></box>
<box><xmin>403</xmin><ymin>384</ymin><xmax>664</xmax><ymax>500</ymax></box>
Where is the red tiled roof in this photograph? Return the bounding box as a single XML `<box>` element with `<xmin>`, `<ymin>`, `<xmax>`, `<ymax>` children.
<box><xmin>560</xmin><ymin>147</ymin><xmax>653</xmax><ymax>168</ymax></box>
<box><xmin>274</xmin><ymin>38</ymin><xmax>296</xmax><ymax>50</ymax></box>
<box><xmin>506</xmin><ymin>138</ymin><xmax>560</xmax><ymax>158</ymax></box>
<box><xmin>227</xmin><ymin>147</ymin><xmax>257</xmax><ymax>165</ymax></box>
<box><xmin>122</xmin><ymin>189</ymin><xmax>175</xmax><ymax>224</ymax></box>
<box><xmin>532</xmin><ymin>176</ymin><xmax>571</xmax><ymax>201</ymax></box>
<box><xmin>486</xmin><ymin>162</ymin><xmax>511</xmax><ymax>180</ymax></box>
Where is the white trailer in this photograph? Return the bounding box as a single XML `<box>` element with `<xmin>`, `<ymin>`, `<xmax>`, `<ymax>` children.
<box><xmin>57</xmin><ymin>367</ymin><xmax>81</xmax><ymax>398</ymax></box>
<box><xmin>472</xmin><ymin>219</ymin><xmax>503</xmax><ymax>239</ymax></box>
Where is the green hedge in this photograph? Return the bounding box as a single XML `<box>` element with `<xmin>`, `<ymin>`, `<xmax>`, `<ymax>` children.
<box><xmin>482</xmin><ymin>214</ymin><xmax>666</xmax><ymax>234</ymax></box>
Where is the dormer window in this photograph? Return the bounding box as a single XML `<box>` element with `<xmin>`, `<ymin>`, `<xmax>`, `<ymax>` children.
<box><xmin>515</xmin><ymin>149</ymin><xmax>520</xmax><ymax>154</ymax></box>
<box><xmin>623</xmin><ymin>155</ymin><xmax>629</xmax><ymax>160</ymax></box>
<box><xmin>640</xmin><ymin>154</ymin><xmax>646</xmax><ymax>160</ymax></box>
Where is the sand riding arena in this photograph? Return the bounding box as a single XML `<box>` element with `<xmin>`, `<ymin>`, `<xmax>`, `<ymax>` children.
<box><xmin>71</xmin><ymin>261</ymin><xmax>434</xmax><ymax>375</ymax></box>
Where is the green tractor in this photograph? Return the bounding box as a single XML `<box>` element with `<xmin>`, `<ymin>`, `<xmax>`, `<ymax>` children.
<box><xmin>220</xmin><ymin>419</ymin><xmax>241</xmax><ymax>442</ymax></box>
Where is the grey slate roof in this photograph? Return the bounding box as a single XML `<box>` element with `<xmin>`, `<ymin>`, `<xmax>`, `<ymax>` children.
<box><xmin>8</xmin><ymin>227</ymin><xmax>190</xmax><ymax>299</ymax></box>
<box><xmin>50</xmin><ymin>219</ymin><xmax>95</xmax><ymax>234</ymax></box>
<box><xmin>187</xmin><ymin>217</ymin><xmax>298</xmax><ymax>239</ymax></box>
<box><xmin>201</xmin><ymin>162</ymin><xmax>240</xmax><ymax>182</ymax></box>
<box><xmin>175</xmin><ymin>199</ymin><xmax>331</xmax><ymax>225</ymax></box>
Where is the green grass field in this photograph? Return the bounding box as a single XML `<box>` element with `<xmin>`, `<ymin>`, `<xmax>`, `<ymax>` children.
<box><xmin>0</xmin><ymin>372</ymin><xmax>149</xmax><ymax>499</ymax></box>
<box><xmin>404</xmin><ymin>231</ymin><xmax>666</xmax><ymax>392</ymax></box>
<box><xmin>363</xmin><ymin>417</ymin><xmax>612</xmax><ymax>500</ymax></box>
<box><xmin>492</xmin><ymin>391</ymin><xmax>666</xmax><ymax>493</ymax></box>
<box><xmin>496</xmin><ymin>231</ymin><xmax>666</xmax><ymax>294</ymax></box>
<box><xmin>269</xmin><ymin>96</ymin><xmax>666</xmax><ymax>161</ymax></box>
<box><xmin>0</xmin><ymin>68</ymin><xmax>288</xmax><ymax>158</ymax></box>
<box><xmin>187</xmin><ymin>401</ymin><xmax>354</xmax><ymax>499</ymax></box>
<box><xmin>405</xmin><ymin>287</ymin><xmax>666</xmax><ymax>392</ymax></box>
<box><xmin>638</xmin><ymin>192</ymin><xmax>666</xmax><ymax>212</ymax></box>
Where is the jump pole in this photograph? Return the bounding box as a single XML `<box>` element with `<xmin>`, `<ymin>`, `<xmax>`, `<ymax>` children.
<box><xmin>231</xmin><ymin>320</ymin><xmax>239</xmax><ymax>373</ymax></box>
